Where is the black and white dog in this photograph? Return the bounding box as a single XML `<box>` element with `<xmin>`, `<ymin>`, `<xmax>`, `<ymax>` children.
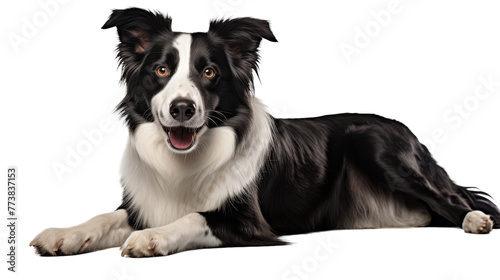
<box><xmin>31</xmin><ymin>8</ymin><xmax>500</xmax><ymax>257</ymax></box>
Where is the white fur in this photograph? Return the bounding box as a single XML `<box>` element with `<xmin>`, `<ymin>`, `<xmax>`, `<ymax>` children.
<box><xmin>153</xmin><ymin>34</ymin><xmax>205</xmax><ymax>129</ymax></box>
<box><xmin>30</xmin><ymin>210</ymin><xmax>133</xmax><ymax>255</ymax></box>
<box><xmin>347</xmin><ymin>166</ymin><xmax>432</xmax><ymax>229</ymax></box>
<box><xmin>121</xmin><ymin>97</ymin><xmax>273</xmax><ymax>228</ymax></box>
<box><xmin>349</xmin><ymin>142</ymin><xmax>433</xmax><ymax>229</ymax></box>
<box><xmin>351</xmin><ymin>192</ymin><xmax>432</xmax><ymax>229</ymax></box>
<box><xmin>121</xmin><ymin>213</ymin><xmax>221</xmax><ymax>257</ymax></box>
<box><xmin>463</xmin><ymin>210</ymin><xmax>494</xmax><ymax>234</ymax></box>
<box><xmin>30</xmin><ymin>36</ymin><xmax>273</xmax><ymax>256</ymax></box>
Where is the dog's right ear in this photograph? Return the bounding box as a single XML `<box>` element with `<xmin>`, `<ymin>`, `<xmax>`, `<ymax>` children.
<box><xmin>102</xmin><ymin>8</ymin><xmax>172</xmax><ymax>53</ymax></box>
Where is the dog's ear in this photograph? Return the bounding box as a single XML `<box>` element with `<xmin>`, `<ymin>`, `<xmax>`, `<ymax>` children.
<box><xmin>209</xmin><ymin>18</ymin><xmax>277</xmax><ymax>88</ymax></box>
<box><xmin>102</xmin><ymin>8</ymin><xmax>172</xmax><ymax>53</ymax></box>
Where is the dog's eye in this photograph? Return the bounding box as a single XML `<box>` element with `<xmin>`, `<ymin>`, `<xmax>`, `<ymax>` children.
<box><xmin>156</xmin><ymin>66</ymin><xmax>170</xmax><ymax>77</ymax></box>
<box><xmin>203</xmin><ymin>68</ymin><xmax>216</xmax><ymax>79</ymax></box>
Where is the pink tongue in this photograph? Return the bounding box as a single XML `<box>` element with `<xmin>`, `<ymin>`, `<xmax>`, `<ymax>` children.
<box><xmin>169</xmin><ymin>127</ymin><xmax>195</xmax><ymax>150</ymax></box>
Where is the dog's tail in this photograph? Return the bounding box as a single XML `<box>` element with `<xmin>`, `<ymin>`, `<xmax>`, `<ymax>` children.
<box><xmin>459</xmin><ymin>186</ymin><xmax>500</xmax><ymax>228</ymax></box>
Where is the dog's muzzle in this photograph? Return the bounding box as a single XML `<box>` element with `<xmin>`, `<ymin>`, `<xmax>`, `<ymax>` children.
<box><xmin>160</xmin><ymin>98</ymin><xmax>204</xmax><ymax>152</ymax></box>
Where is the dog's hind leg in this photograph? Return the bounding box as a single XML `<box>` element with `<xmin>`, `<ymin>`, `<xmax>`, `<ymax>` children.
<box><xmin>345</xmin><ymin>124</ymin><xmax>499</xmax><ymax>233</ymax></box>
<box><xmin>402</xmin><ymin>147</ymin><xmax>500</xmax><ymax>233</ymax></box>
<box><xmin>381</xmin><ymin>152</ymin><xmax>470</xmax><ymax>226</ymax></box>
<box><xmin>30</xmin><ymin>210</ymin><xmax>133</xmax><ymax>256</ymax></box>
<box><xmin>380</xmin><ymin>140</ymin><xmax>499</xmax><ymax>233</ymax></box>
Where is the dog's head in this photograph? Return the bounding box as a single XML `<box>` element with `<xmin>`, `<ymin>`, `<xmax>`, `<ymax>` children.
<box><xmin>102</xmin><ymin>8</ymin><xmax>276</xmax><ymax>153</ymax></box>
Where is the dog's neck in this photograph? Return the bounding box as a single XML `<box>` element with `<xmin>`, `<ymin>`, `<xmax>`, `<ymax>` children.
<box><xmin>120</xmin><ymin>97</ymin><xmax>273</xmax><ymax>227</ymax></box>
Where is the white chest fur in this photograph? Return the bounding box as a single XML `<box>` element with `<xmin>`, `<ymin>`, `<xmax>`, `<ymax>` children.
<box><xmin>120</xmin><ymin>99</ymin><xmax>273</xmax><ymax>228</ymax></box>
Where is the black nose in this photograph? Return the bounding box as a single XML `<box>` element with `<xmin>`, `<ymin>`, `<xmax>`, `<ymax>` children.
<box><xmin>169</xmin><ymin>99</ymin><xmax>196</xmax><ymax>122</ymax></box>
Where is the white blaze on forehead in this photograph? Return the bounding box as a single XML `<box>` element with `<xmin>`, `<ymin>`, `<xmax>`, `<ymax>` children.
<box><xmin>152</xmin><ymin>33</ymin><xmax>205</xmax><ymax>127</ymax></box>
<box><xmin>173</xmin><ymin>33</ymin><xmax>192</xmax><ymax>85</ymax></box>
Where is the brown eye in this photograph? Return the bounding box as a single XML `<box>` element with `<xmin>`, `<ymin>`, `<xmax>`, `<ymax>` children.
<box><xmin>156</xmin><ymin>66</ymin><xmax>170</xmax><ymax>77</ymax></box>
<box><xmin>203</xmin><ymin>68</ymin><xmax>216</xmax><ymax>79</ymax></box>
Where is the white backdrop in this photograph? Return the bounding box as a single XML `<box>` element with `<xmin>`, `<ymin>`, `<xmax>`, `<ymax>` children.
<box><xmin>1</xmin><ymin>0</ymin><xmax>499</xmax><ymax>279</ymax></box>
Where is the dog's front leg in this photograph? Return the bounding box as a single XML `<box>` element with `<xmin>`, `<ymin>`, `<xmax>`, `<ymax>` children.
<box><xmin>30</xmin><ymin>209</ymin><xmax>133</xmax><ymax>256</ymax></box>
<box><xmin>120</xmin><ymin>213</ymin><xmax>221</xmax><ymax>257</ymax></box>
<box><xmin>121</xmin><ymin>196</ymin><xmax>285</xmax><ymax>257</ymax></box>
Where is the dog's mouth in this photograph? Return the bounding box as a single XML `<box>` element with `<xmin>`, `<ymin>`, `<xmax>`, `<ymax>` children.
<box><xmin>162</xmin><ymin>126</ymin><xmax>203</xmax><ymax>151</ymax></box>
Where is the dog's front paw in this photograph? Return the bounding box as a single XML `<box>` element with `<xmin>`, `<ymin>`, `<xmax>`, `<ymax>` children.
<box><xmin>463</xmin><ymin>210</ymin><xmax>494</xmax><ymax>234</ymax></box>
<box><xmin>30</xmin><ymin>227</ymin><xmax>97</xmax><ymax>256</ymax></box>
<box><xmin>121</xmin><ymin>229</ymin><xmax>172</xmax><ymax>258</ymax></box>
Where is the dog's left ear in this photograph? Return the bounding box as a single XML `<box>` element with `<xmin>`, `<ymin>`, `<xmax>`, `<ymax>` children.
<box><xmin>209</xmin><ymin>18</ymin><xmax>277</xmax><ymax>86</ymax></box>
<box><xmin>102</xmin><ymin>8</ymin><xmax>172</xmax><ymax>53</ymax></box>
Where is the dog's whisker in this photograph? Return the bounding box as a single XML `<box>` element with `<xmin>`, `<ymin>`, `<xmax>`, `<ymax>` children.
<box><xmin>31</xmin><ymin>8</ymin><xmax>499</xmax><ymax>260</ymax></box>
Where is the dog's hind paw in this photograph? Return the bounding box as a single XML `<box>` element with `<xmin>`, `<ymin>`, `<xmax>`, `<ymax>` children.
<box><xmin>462</xmin><ymin>210</ymin><xmax>494</xmax><ymax>234</ymax></box>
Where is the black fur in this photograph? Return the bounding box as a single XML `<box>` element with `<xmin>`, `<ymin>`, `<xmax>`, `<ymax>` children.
<box><xmin>117</xmin><ymin>187</ymin><xmax>148</xmax><ymax>231</ymax></box>
<box><xmin>201</xmin><ymin>184</ymin><xmax>287</xmax><ymax>247</ymax></box>
<box><xmin>259</xmin><ymin>114</ymin><xmax>500</xmax><ymax>235</ymax></box>
<box><xmin>105</xmin><ymin>8</ymin><xmax>499</xmax><ymax>251</ymax></box>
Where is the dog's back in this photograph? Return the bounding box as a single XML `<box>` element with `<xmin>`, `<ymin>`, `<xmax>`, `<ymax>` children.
<box><xmin>31</xmin><ymin>8</ymin><xmax>499</xmax><ymax>258</ymax></box>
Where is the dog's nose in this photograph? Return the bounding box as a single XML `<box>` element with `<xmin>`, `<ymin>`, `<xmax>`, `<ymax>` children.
<box><xmin>169</xmin><ymin>99</ymin><xmax>196</xmax><ymax>122</ymax></box>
